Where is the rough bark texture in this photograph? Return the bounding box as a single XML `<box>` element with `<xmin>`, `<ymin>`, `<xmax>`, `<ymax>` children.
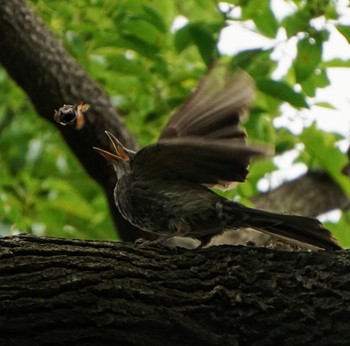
<box><xmin>0</xmin><ymin>0</ymin><xmax>349</xmax><ymax>244</ymax></box>
<box><xmin>0</xmin><ymin>234</ymin><xmax>349</xmax><ymax>346</ymax></box>
<box><xmin>1</xmin><ymin>2</ymin><xmax>349</xmax><ymax>343</ymax></box>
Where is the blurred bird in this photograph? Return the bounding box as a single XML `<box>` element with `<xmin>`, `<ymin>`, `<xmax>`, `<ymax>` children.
<box><xmin>54</xmin><ymin>102</ymin><xmax>89</xmax><ymax>130</ymax></box>
<box><xmin>93</xmin><ymin>66</ymin><xmax>340</xmax><ymax>250</ymax></box>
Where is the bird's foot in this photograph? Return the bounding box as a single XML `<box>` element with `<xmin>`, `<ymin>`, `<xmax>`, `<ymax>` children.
<box><xmin>134</xmin><ymin>236</ymin><xmax>200</xmax><ymax>250</ymax></box>
<box><xmin>162</xmin><ymin>236</ymin><xmax>201</xmax><ymax>250</ymax></box>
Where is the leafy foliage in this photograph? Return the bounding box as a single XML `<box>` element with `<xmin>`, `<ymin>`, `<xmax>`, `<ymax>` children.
<box><xmin>1</xmin><ymin>0</ymin><xmax>349</xmax><ymax>245</ymax></box>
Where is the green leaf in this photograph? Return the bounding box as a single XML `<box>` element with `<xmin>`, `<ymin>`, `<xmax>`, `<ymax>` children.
<box><xmin>299</xmin><ymin>67</ymin><xmax>330</xmax><ymax>97</ymax></box>
<box><xmin>187</xmin><ymin>23</ymin><xmax>218</xmax><ymax>66</ymax></box>
<box><xmin>313</xmin><ymin>102</ymin><xmax>336</xmax><ymax>110</ymax></box>
<box><xmin>252</xmin><ymin>2</ymin><xmax>278</xmax><ymax>37</ymax></box>
<box><xmin>257</xmin><ymin>79</ymin><xmax>309</xmax><ymax>108</ymax></box>
<box><xmin>244</xmin><ymin>113</ymin><xmax>276</xmax><ymax>144</ymax></box>
<box><xmin>323</xmin><ymin>58</ymin><xmax>350</xmax><ymax>68</ymax></box>
<box><xmin>336</xmin><ymin>25</ymin><xmax>350</xmax><ymax>44</ymax></box>
<box><xmin>115</xmin><ymin>35</ymin><xmax>159</xmax><ymax>58</ymax></box>
<box><xmin>174</xmin><ymin>25</ymin><xmax>192</xmax><ymax>53</ymax></box>
<box><xmin>174</xmin><ymin>22</ymin><xmax>218</xmax><ymax>66</ymax></box>
<box><xmin>230</xmin><ymin>48</ymin><xmax>266</xmax><ymax>68</ymax></box>
<box><xmin>301</xmin><ymin>126</ymin><xmax>350</xmax><ymax>195</ymax></box>
<box><xmin>40</xmin><ymin>179</ymin><xmax>95</xmax><ymax>219</ymax></box>
<box><xmin>120</xmin><ymin>17</ymin><xmax>163</xmax><ymax>46</ymax></box>
<box><xmin>241</xmin><ymin>0</ymin><xmax>278</xmax><ymax>38</ymax></box>
<box><xmin>103</xmin><ymin>53</ymin><xmax>145</xmax><ymax>75</ymax></box>
<box><xmin>283</xmin><ymin>9</ymin><xmax>310</xmax><ymax>37</ymax></box>
<box><xmin>274</xmin><ymin>128</ymin><xmax>298</xmax><ymax>154</ymax></box>
<box><xmin>230</xmin><ymin>48</ymin><xmax>274</xmax><ymax>78</ymax></box>
<box><xmin>294</xmin><ymin>35</ymin><xmax>322</xmax><ymax>83</ymax></box>
<box><xmin>248</xmin><ymin>159</ymin><xmax>277</xmax><ymax>184</ymax></box>
<box><xmin>142</xmin><ymin>5</ymin><xmax>167</xmax><ymax>33</ymax></box>
<box><xmin>325</xmin><ymin>212</ymin><xmax>350</xmax><ymax>248</ymax></box>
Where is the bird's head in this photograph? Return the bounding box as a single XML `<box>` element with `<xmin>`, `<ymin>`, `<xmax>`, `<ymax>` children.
<box><xmin>93</xmin><ymin>131</ymin><xmax>135</xmax><ymax>179</ymax></box>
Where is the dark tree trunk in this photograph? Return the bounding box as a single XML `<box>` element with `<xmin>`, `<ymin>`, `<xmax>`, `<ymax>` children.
<box><xmin>0</xmin><ymin>234</ymin><xmax>349</xmax><ymax>346</ymax></box>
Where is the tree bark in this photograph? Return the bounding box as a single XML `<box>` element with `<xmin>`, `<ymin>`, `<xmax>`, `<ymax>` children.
<box><xmin>252</xmin><ymin>170</ymin><xmax>350</xmax><ymax>216</ymax></box>
<box><xmin>0</xmin><ymin>234</ymin><xmax>349</xmax><ymax>346</ymax></box>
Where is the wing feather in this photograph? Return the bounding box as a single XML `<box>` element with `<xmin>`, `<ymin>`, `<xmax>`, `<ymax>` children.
<box><xmin>132</xmin><ymin>66</ymin><xmax>267</xmax><ymax>190</ymax></box>
<box><xmin>131</xmin><ymin>138</ymin><xmax>266</xmax><ymax>189</ymax></box>
<box><xmin>160</xmin><ymin>66</ymin><xmax>255</xmax><ymax>142</ymax></box>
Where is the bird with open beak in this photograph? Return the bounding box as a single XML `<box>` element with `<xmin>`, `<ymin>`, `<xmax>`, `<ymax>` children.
<box><xmin>94</xmin><ymin>66</ymin><xmax>340</xmax><ymax>250</ymax></box>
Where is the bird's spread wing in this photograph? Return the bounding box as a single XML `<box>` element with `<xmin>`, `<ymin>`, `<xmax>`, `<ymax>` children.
<box><xmin>132</xmin><ymin>66</ymin><xmax>267</xmax><ymax>189</ymax></box>
<box><xmin>159</xmin><ymin>66</ymin><xmax>255</xmax><ymax>142</ymax></box>
<box><xmin>131</xmin><ymin>138</ymin><xmax>265</xmax><ymax>189</ymax></box>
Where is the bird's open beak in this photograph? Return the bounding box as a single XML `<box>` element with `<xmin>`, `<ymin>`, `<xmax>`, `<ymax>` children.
<box><xmin>93</xmin><ymin>146</ymin><xmax>120</xmax><ymax>162</ymax></box>
<box><xmin>93</xmin><ymin>131</ymin><xmax>129</xmax><ymax>162</ymax></box>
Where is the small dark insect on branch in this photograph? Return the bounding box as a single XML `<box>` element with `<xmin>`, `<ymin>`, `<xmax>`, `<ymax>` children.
<box><xmin>54</xmin><ymin>102</ymin><xmax>89</xmax><ymax>130</ymax></box>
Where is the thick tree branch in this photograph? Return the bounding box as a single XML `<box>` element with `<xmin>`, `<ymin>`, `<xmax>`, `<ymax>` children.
<box><xmin>252</xmin><ymin>170</ymin><xmax>350</xmax><ymax>216</ymax></box>
<box><xmin>0</xmin><ymin>234</ymin><xmax>349</xmax><ymax>345</ymax></box>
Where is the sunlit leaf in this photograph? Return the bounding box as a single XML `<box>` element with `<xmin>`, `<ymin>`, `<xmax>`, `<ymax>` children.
<box><xmin>142</xmin><ymin>5</ymin><xmax>168</xmax><ymax>33</ymax></box>
<box><xmin>301</xmin><ymin>125</ymin><xmax>350</xmax><ymax>195</ymax></box>
<box><xmin>174</xmin><ymin>25</ymin><xmax>192</xmax><ymax>52</ymax></box>
<box><xmin>325</xmin><ymin>212</ymin><xmax>350</xmax><ymax>249</ymax></box>
<box><xmin>300</xmin><ymin>67</ymin><xmax>329</xmax><ymax>97</ymax></box>
<box><xmin>230</xmin><ymin>48</ymin><xmax>274</xmax><ymax>78</ymax></box>
<box><xmin>313</xmin><ymin>102</ymin><xmax>336</xmax><ymax>110</ymax></box>
<box><xmin>283</xmin><ymin>9</ymin><xmax>310</xmax><ymax>37</ymax></box>
<box><xmin>294</xmin><ymin>35</ymin><xmax>322</xmax><ymax>83</ymax></box>
<box><xmin>323</xmin><ymin>58</ymin><xmax>350</xmax><ymax>68</ymax></box>
<box><xmin>336</xmin><ymin>25</ymin><xmax>350</xmax><ymax>44</ymax></box>
<box><xmin>274</xmin><ymin>128</ymin><xmax>298</xmax><ymax>154</ymax></box>
<box><xmin>175</xmin><ymin>22</ymin><xmax>218</xmax><ymax>65</ymax></box>
<box><xmin>257</xmin><ymin>79</ymin><xmax>309</xmax><ymax>108</ymax></box>
<box><xmin>242</xmin><ymin>0</ymin><xmax>278</xmax><ymax>38</ymax></box>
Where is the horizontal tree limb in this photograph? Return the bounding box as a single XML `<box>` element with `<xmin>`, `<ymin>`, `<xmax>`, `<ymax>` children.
<box><xmin>0</xmin><ymin>234</ymin><xmax>349</xmax><ymax>345</ymax></box>
<box><xmin>252</xmin><ymin>170</ymin><xmax>350</xmax><ymax>216</ymax></box>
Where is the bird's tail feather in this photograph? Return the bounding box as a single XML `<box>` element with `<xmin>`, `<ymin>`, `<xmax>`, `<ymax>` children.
<box><xmin>221</xmin><ymin>201</ymin><xmax>341</xmax><ymax>250</ymax></box>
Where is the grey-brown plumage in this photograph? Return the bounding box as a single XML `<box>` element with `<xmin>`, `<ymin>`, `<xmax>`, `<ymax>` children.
<box><xmin>94</xmin><ymin>66</ymin><xmax>341</xmax><ymax>250</ymax></box>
